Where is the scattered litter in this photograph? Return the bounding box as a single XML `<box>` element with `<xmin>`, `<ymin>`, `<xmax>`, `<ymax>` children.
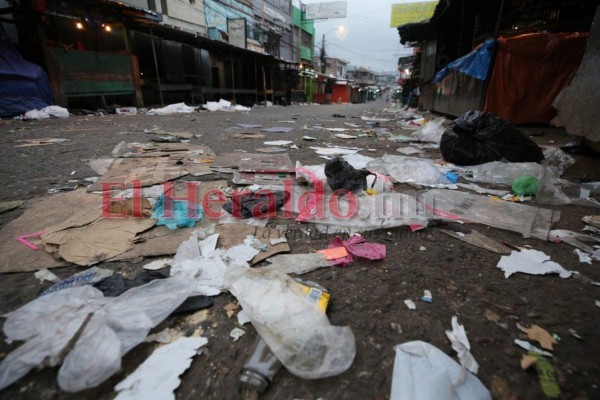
<box><xmin>514</xmin><ymin>339</ymin><xmax>553</xmax><ymax>357</ymax></box>
<box><xmin>390</xmin><ymin>341</ymin><xmax>491</xmax><ymax>400</ymax></box>
<box><xmin>230</xmin><ymin>327</ymin><xmax>246</xmax><ymax>342</ymax></box>
<box><xmin>0</xmin><ymin>277</ymin><xmax>195</xmax><ymax>392</ymax></box>
<box><xmin>334</xmin><ymin>133</ymin><xmax>357</xmax><ymax>139</ymax></box>
<box><xmin>519</xmin><ymin>353</ymin><xmax>561</xmax><ymax>398</ymax></box>
<box><xmin>17</xmin><ymin>231</ymin><xmax>44</xmax><ymax>250</ymax></box>
<box><xmin>143</xmin><ymin>258</ymin><xmax>172</xmax><ymax>271</ymax></box>
<box><xmin>445</xmin><ymin>316</ymin><xmax>479</xmax><ymax>374</ymax></box>
<box><xmin>361</xmin><ymin>116</ymin><xmax>389</xmax><ymax>122</ymax></box>
<box><xmin>261</xmin><ymin>127</ymin><xmax>294</xmax><ymax>133</ymax></box>
<box><xmin>40</xmin><ymin>267</ymin><xmax>113</xmax><ymax>296</ymax></box>
<box><xmin>569</xmin><ymin>328</ymin><xmax>584</xmax><ymax>339</ymax></box>
<box><xmin>205</xmin><ymin>99</ymin><xmax>250</xmax><ymax>112</ymax></box>
<box><xmin>419</xmin><ymin>246</ymin><xmax>426</xmax><ymax>251</ymax></box>
<box><xmin>269</xmin><ymin>237</ymin><xmax>287</xmax><ymax>245</ymax></box>
<box><xmin>317</xmin><ymin>246</ymin><xmax>349</xmax><ymax>260</ymax></box>
<box><xmin>497</xmin><ymin>249</ymin><xmax>571</xmax><ymax>279</ymax></box>
<box><xmin>147</xmin><ymin>102</ymin><xmax>195</xmax><ymax>115</ymax></box>
<box><xmin>151</xmin><ymin>195</ymin><xmax>203</xmax><ymax>230</ymax></box>
<box><xmin>310</xmin><ymin>146</ymin><xmax>362</xmax><ymax>157</ymax></box>
<box><xmin>254</xmin><ymin>147</ymin><xmax>288</xmax><ymax>154</ymax></box>
<box><xmin>396</xmin><ymin>146</ymin><xmax>423</xmax><ymax>156</ymax></box>
<box><xmin>231</xmin><ymin>132</ymin><xmax>265</xmax><ymax>139</ymax></box>
<box><xmin>440</xmin><ymin>110</ymin><xmax>544</xmax><ymax>165</ymax></box>
<box><xmin>144</xmin><ymin>328</ymin><xmax>172</xmax><ymax>344</ymax></box>
<box><xmin>224</xmin><ymin>267</ymin><xmax>355</xmax><ymax>379</ymax></box>
<box><xmin>582</xmin><ymin>215</ymin><xmax>600</xmax><ymax>229</ymax></box>
<box><xmin>264</xmin><ymin>253</ymin><xmax>330</xmax><ymax>275</ymax></box>
<box><xmin>237</xmin><ymin>124</ymin><xmax>262</xmax><ymax>129</ymax></box>
<box><xmin>456</xmin><ymin>182</ymin><xmax>509</xmax><ymax>196</ymax></box>
<box><xmin>543</xmin><ymin>147</ymin><xmax>576</xmax><ymax>177</ymax></box>
<box><xmin>14</xmin><ymin>138</ymin><xmax>69</xmax><ymax>147</ymax></box>
<box><xmin>115</xmin><ymin>107</ymin><xmax>137</xmax><ymax>115</ymax></box>
<box><xmin>114</xmin><ymin>337</ymin><xmax>208</xmax><ymax>400</ymax></box>
<box><xmin>0</xmin><ymin>200</ymin><xmax>24</xmax><ymax>214</ymax></box>
<box><xmin>222</xmin><ymin>190</ymin><xmax>286</xmax><ymax>219</ymax></box>
<box><xmin>23</xmin><ymin>105</ymin><xmax>69</xmax><ymax>120</ymax></box>
<box><xmin>512</xmin><ymin>175</ymin><xmax>539</xmax><ymax>196</ymax></box>
<box><xmin>484</xmin><ymin>309</ymin><xmax>501</xmax><ymax>323</ymax></box>
<box><xmin>420</xmin><ymin>290</ymin><xmax>432</xmax><ymax>302</ymax></box>
<box><xmin>324</xmin><ymin>235</ymin><xmax>386</xmax><ymax>267</ymax></box>
<box><xmin>237</xmin><ymin>309</ymin><xmax>251</xmax><ymax>325</ymax></box>
<box><xmin>264</xmin><ymin>140</ymin><xmax>294</xmax><ymax>146</ymax></box>
<box><xmin>325</xmin><ymin>158</ymin><xmax>375</xmax><ymax>193</ymax></box>
<box><xmin>414</xmin><ymin>117</ymin><xmax>445</xmax><ymax>144</ymax></box>
<box><xmin>517</xmin><ymin>323</ymin><xmax>557</xmax><ymax>350</ymax></box>
<box><xmin>404</xmin><ymin>300</ymin><xmax>416</xmax><ymax>310</ymax></box>
<box><xmin>367</xmin><ymin>156</ymin><xmax>455</xmax><ymax>188</ymax></box>
<box><xmin>574</xmin><ymin>249</ymin><xmax>592</xmax><ymax>264</ymax></box>
<box><xmin>224</xmin><ymin>302</ymin><xmax>240</xmax><ymax>318</ymax></box>
<box><xmin>302</xmin><ymin>136</ymin><xmax>316</xmax><ymax>141</ymax></box>
<box><xmin>439</xmin><ymin>229</ymin><xmax>512</xmax><ymax>254</ymax></box>
<box><xmin>34</xmin><ymin>268</ymin><xmax>60</xmax><ymax>283</ymax></box>
<box><xmin>424</xmin><ymin>189</ymin><xmax>558</xmax><ymax>238</ymax></box>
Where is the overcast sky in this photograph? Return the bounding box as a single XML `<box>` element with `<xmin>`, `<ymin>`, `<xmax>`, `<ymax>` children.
<box><xmin>303</xmin><ymin>0</ymin><xmax>416</xmax><ymax>73</ymax></box>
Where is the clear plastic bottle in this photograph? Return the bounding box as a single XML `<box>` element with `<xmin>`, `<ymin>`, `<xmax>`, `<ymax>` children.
<box><xmin>239</xmin><ymin>337</ymin><xmax>281</xmax><ymax>393</ymax></box>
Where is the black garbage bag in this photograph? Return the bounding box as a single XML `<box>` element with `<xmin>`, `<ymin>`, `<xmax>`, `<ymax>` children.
<box><xmin>325</xmin><ymin>158</ymin><xmax>376</xmax><ymax>192</ymax></box>
<box><xmin>440</xmin><ymin>110</ymin><xmax>545</xmax><ymax>165</ymax></box>
<box><xmin>223</xmin><ymin>190</ymin><xmax>287</xmax><ymax>219</ymax></box>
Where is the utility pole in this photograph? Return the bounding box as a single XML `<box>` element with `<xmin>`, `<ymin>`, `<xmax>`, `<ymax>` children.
<box><xmin>320</xmin><ymin>34</ymin><xmax>326</xmax><ymax>73</ymax></box>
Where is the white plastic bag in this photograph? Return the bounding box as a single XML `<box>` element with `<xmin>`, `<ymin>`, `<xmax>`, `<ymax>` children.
<box><xmin>390</xmin><ymin>341</ymin><xmax>491</xmax><ymax>400</ymax></box>
<box><xmin>24</xmin><ymin>105</ymin><xmax>70</xmax><ymax>120</ymax></box>
<box><xmin>147</xmin><ymin>102</ymin><xmax>195</xmax><ymax>115</ymax></box>
<box><xmin>414</xmin><ymin>117</ymin><xmax>445</xmax><ymax>144</ymax></box>
<box><xmin>224</xmin><ymin>267</ymin><xmax>356</xmax><ymax>379</ymax></box>
<box><xmin>462</xmin><ymin>161</ymin><xmax>544</xmax><ymax>186</ymax></box>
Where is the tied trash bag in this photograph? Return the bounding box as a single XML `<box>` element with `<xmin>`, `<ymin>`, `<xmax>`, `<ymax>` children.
<box><xmin>440</xmin><ymin>111</ymin><xmax>544</xmax><ymax>165</ymax></box>
<box><xmin>325</xmin><ymin>158</ymin><xmax>376</xmax><ymax>193</ymax></box>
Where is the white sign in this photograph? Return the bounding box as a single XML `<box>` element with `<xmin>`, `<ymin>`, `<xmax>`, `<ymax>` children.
<box><xmin>227</xmin><ymin>19</ymin><xmax>247</xmax><ymax>49</ymax></box>
<box><xmin>305</xmin><ymin>1</ymin><xmax>347</xmax><ymax>19</ymax></box>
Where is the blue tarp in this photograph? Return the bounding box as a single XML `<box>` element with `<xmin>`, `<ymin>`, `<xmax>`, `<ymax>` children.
<box><xmin>433</xmin><ymin>39</ymin><xmax>495</xmax><ymax>83</ymax></box>
<box><xmin>0</xmin><ymin>27</ymin><xmax>53</xmax><ymax>117</ymax></box>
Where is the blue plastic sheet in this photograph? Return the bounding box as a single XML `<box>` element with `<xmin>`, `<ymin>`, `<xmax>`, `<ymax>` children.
<box><xmin>151</xmin><ymin>196</ymin><xmax>203</xmax><ymax>230</ymax></box>
<box><xmin>433</xmin><ymin>39</ymin><xmax>495</xmax><ymax>83</ymax></box>
<box><xmin>0</xmin><ymin>26</ymin><xmax>53</xmax><ymax>117</ymax></box>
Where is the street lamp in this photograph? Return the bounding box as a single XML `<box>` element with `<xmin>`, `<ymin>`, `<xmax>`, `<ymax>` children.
<box><xmin>320</xmin><ymin>25</ymin><xmax>345</xmax><ymax>74</ymax></box>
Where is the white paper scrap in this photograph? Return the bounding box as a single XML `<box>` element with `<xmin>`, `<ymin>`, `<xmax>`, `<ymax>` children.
<box><xmin>514</xmin><ymin>339</ymin><xmax>553</xmax><ymax>357</ymax></box>
<box><xmin>143</xmin><ymin>258</ymin><xmax>172</xmax><ymax>271</ymax></box>
<box><xmin>114</xmin><ymin>336</ymin><xmax>208</xmax><ymax>400</ymax></box>
<box><xmin>445</xmin><ymin>316</ymin><xmax>479</xmax><ymax>374</ymax></box>
<box><xmin>34</xmin><ymin>268</ymin><xmax>60</xmax><ymax>283</ymax></box>
<box><xmin>237</xmin><ymin>309</ymin><xmax>251</xmax><ymax>325</ymax></box>
<box><xmin>574</xmin><ymin>249</ymin><xmax>592</xmax><ymax>264</ymax></box>
<box><xmin>497</xmin><ymin>249</ymin><xmax>571</xmax><ymax>279</ymax></box>
<box><xmin>404</xmin><ymin>300</ymin><xmax>416</xmax><ymax>310</ymax></box>
<box><xmin>230</xmin><ymin>327</ymin><xmax>246</xmax><ymax>341</ymax></box>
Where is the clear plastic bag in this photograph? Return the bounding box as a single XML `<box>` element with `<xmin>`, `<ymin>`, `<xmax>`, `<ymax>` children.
<box><xmin>414</xmin><ymin>117</ymin><xmax>446</xmax><ymax>144</ymax></box>
<box><xmin>367</xmin><ymin>155</ymin><xmax>455</xmax><ymax>188</ymax></box>
<box><xmin>224</xmin><ymin>267</ymin><xmax>356</xmax><ymax>379</ymax></box>
<box><xmin>462</xmin><ymin>161</ymin><xmax>544</xmax><ymax>186</ymax></box>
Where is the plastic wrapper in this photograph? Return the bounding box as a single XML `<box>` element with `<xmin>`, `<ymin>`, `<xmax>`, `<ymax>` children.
<box><xmin>367</xmin><ymin>155</ymin><xmax>455</xmax><ymax>188</ymax></box>
<box><xmin>542</xmin><ymin>147</ymin><xmax>576</xmax><ymax>177</ymax></box>
<box><xmin>0</xmin><ymin>277</ymin><xmax>194</xmax><ymax>392</ymax></box>
<box><xmin>57</xmin><ymin>277</ymin><xmax>195</xmax><ymax>392</ymax></box>
<box><xmin>462</xmin><ymin>161</ymin><xmax>544</xmax><ymax>186</ymax></box>
<box><xmin>224</xmin><ymin>267</ymin><xmax>356</xmax><ymax>379</ymax></box>
<box><xmin>423</xmin><ymin>189</ymin><xmax>559</xmax><ymax>239</ymax></box>
<box><xmin>440</xmin><ymin>111</ymin><xmax>544</xmax><ymax>165</ymax></box>
<box><xmin>414</xmin><ymin>117</ymin><xmax>445</xmax><ymax>144</ymax></box>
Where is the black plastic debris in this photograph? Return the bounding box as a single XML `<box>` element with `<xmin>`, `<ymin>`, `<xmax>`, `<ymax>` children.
<box><xmin>440</xmin><ymin>110</ymin><xmax>545</xmax><ymax>165</ymax></box>
<box><xmin>325</xmin><ymin>158</ymin><xmax>376</xmax><ymax>193</ymax></box>
<box><xmin>223</xmin><ymin>191</ymin><xmax>287</xmax><ymax>219</ymax></box>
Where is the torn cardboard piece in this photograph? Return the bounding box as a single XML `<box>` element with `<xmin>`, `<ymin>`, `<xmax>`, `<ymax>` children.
<box><xmin>517</xmin><ymin>324</ymin><xmax>557</xmax><ymax>351</ymax></box>
<box><xmin>0</xmin><ymin>190</ymin><xmax>101</xmax><ymax>273</ymax></box>
<box><xmin>214</xmin><ymin>224</ymin><xmax>289</xmax><ymax>264</ymax></box>
<box><xmin>439</xmin><ymin>229</ymin><xmax>512</xmax><ymax>254</ymax></box>
<box><xmin>42</xmin><ymin>216</ymin><xmax>157</xmax><ymax>266</ymax></box>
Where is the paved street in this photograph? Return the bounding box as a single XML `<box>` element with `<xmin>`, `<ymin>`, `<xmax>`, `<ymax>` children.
<box><xmin>0</xmin><ymin>100</ymin><xmax>599</xmax><ymax>400</ymax></box>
